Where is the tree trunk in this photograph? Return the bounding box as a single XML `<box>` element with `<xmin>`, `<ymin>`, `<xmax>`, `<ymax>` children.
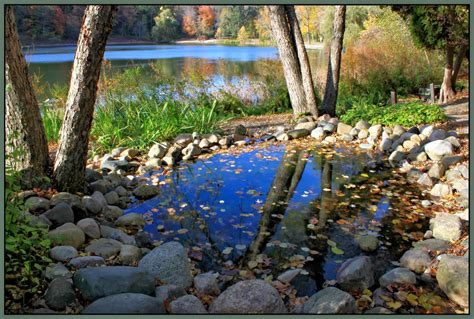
<box><xmin>268</xmin><ymin>5</ymin><xmax>309</xmax><ymax>116</ymax></box>
<box><xmin>5</xmin><ymin>6</ymin><xmax>49</xmax><ymax>178</ymax></box>
<box><xmin>451</xmin><ymin>44</ymin><xmax>468</xmax><ymax>90</ymax></box>
<box><xmin>53</xmin><ymin>5</ymin><xmax>117</xmax><ymax>192</ymax></box>
<box><xmin>285</xmin><ymin>6</ymin><xmax>318</xmax><ymax>116</ymax></box>
<box><xmin>439</xmin><ymin>45</ymin><xmax>455</xmax><ymax>104</ymax></box>
<box><xmin>321</xmin><ymin>6</ymin><xmax>346</xmax><ymax>117</ymax></box>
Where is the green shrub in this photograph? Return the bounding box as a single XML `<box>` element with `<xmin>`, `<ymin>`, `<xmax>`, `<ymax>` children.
<box><xmin>41</xmin><ymin>104</ymin><xmax>63</xmax><ymax>143</ymax></box>
<box><xmin>339</xmin><ymin>101</ymin><xmax>447</xmax><ymax>127</ymax></box>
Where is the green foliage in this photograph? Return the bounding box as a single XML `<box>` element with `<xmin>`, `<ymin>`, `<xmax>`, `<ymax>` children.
<box><xmin>218</xmin><ymin>6</ymin><xmax>258</xmax><ymax>38</ymax></box>
<box><xmin>41</xmin><ymin>104</ymin><xmax>63</xmax><ymax>143</ymax></box>
<box><xmin>151</xmin><ymin>8</ymin><xmax>181</xmax><ymax>43</ymax></box>
<box><xmin>5</xmin><ymin>150</ymin><xmax>52</xmax><ymax>314</ymax></box>
<box><xmin>339</xmin><ymin>101</ymin><xmax>447</xmax><ymax>127</ymax></box>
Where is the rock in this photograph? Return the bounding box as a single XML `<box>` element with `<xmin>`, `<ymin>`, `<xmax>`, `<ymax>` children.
<box><xmin>368</xmin><ymin>124</ymin><xmax>382</xmax><ymax>138</ymax></box>
<box><xmin>322</xmin><ymin>123</ymin><xmax>336</xmax><ymax>133</ymax></box>
<box><xmin>303</xmin><ymin>287</ymin><xmax>356</xmax><ymax>314</ymax></box>
<box><xmin>174</xmin><ymin>134</ymin><xmax>193</xmax><ymax>147</ymax></box>
<box><xmin>452</xmin><ymin>179</ymin><xmax>468</xmax><ymax>192</ymax></box>
<box><xmin>204</xmin><ymin>134</ymin><xmax>220</xmax><ymax>144</ymax></box>
<box><xmin>445</xmin><ymin>136</ymin><xmax>460</xmax><ymax>148</ymax></box>
<box><xmin>104</xmin><ymin>191</ymin><xmax>119</xmax><ymax>205</ymax></box>
<box><xmin>74</xmin><ymin>266</ymin><xmax>155</xmax><ymax>301</ymax></box>
<box><xmin>424</xmin><ymin>140</ymin><xmax>453</xmax><ymax>160</ymax></box>
<box><xmin>111</xmin><ymin>147</ymin><xmax>126</xmax><ymax>157</ymax></box>
<box><xmin>85</xmin><ymin>168</ymin><xmax>102</xmax><ymax>183</ymax></box>
<box><xmin>49</xmin><ymin>223</ymin><xmax>85</xmax><ymax>249</ymax></box>
<box><xmin>209</xmin><ymin>279</ymin><xmax>286</xmax><ymax>314</ymax></box>
<box><xmin>170</xmin><ymin>295</ymin><xmax>207</xmax><ymax>314</ymax></box>
<box><xmin>355</xmin><ymin>120</ymin><xmax>370</xmax><ymax>130</ymax></box>
<box><xmin>199</xmin><ymin>138</ymin><xmax>210</xmax><ymax>148</ymax></box>
<box><xmin>430</xmin><ymin>183</ymin><xmax>452</xmax><ymax>199</ymax></box>
<box><xmin>430</xmin><ymin>213</ymin><xmax>462</xmax><ymax>242</ymax></box>
<box><xmin>357</xmin><ymin>234</ymin><xmax>379</xmax><ymax>252</ymax></box>
<box><xmin>135</xmin><ymin>231</ymin><xmax>153</xmax><ymax>248</ymax></box>
<box><xmin>218</xmin><ymin>136</ymin><xmax>233</xmax><ymax>147</ymax></box>
<box><xmin>119</xmin><ymin>244</ymin><xmax>142</xmax><ymax>266</ymax></box>
<box><xmin>337</xmin><ymin>123</ymin><xmax>353</xmax><ymax>135</ymax></box>
<box><xmin>417</xmin><ymin>173</ymin><xmax>433</xmax><ymax>187</ymax></box>
<box><xmin>415</xmin><ymin>152</ymin><xmax>428</xmax><ymax>162</ymax></box>
<box><xmin>342</xmin><ymin>134</ymin><xmax>353</xmax><ymax>142</ymax></box>
<box><xmin>25</xmin><ymin>196</ymin><xmax>50</xmax><ymax>213</ymax></box>
<box><xmin>456</xmin><ymin>209</ymin><xmax>469</xmax><ymax>221</ymax></box>
<box><xmin>100</xmin><ymin>225</ymin><xmax>136</xmax><ymax>245</ymax></box>
<box><xmin>133</xmin><ymin>185</ymin><xmax>158</xmax><ymax>199</ymax></box>
<box><xmin>45</xmin><ymin>262</ymin><xmax>72</xmax><ymax>280</ymax></box>
<box><xmin>420</xmin><ymin>125</ymin><xmax>433</xmax><ymax>137</ymax></box>
<box><xmin>457</xmin><ymin>164</ymin><xmax>468</xmax><ymax>179</ymax></box>
<box><xmin>436</xmin><ymin>255</ymin><xmax>468</xmax><ymax>307</ymax></box>
<box><xmin>77</xmin><ymin>218</ymin><xmax>100</xmax><ymax>239</ymax></box>
<box><xmin>328</xmin><ymin>117</ymin><xmax>339</xmax><ymax>125</ymax></box>
<box><xmin>50</xmin><ymin>192</ymin><xmax>82</xmax><ymax>208</ymax></box>
<box><xmin>82</xmin><ymin>196</ymin><xmax>102</xmax><ymax>215</ymax></box>
<box><xmin>115</xmin><ymin>213</ymin><xmax>145</xmax><ymax>229</ymax></box>
<box><xmin>145</xmin><ymin>158</ymin><xmax>161</xmax><ymax>168</ymax></box>
<box><xmin>428</xmin><ymin>163</ymin><xmax>446</xmax><ymax>179</ymax></box>
<box><xmin>357</xmin><ymin>129</ymin><xmax>369</xmax><ymax>139</ymax></box>
<box><xmin>287</xmin><ymin>129</ymin><xmax>309</xmax><ymax>139</ymax></box>
<box><xmin>277</xmin><ymin>269</ymin><xmax>301</xmax><ymax>284</ymax></box>
<box><xmin>85</xmin><ymin>238</ymin><xmax>122</xmax><ymax>258</ymax></box>
<box><xmin>91</xmin><ymin>191</ymin><xmax>108</xmax><ymax>210</ymax></box>
<box><xmin>421</xmin><ymin>200</ymin><xmax>431</xmax><ymax>207</ymax></box>
<box><xmin>69</xmin><ymin>256</ymin><xmax>105</xmax><ymax>269</ymax></box>
<box><xmin>182</xmin><ymin>143</ymin><xmax>201</xmax><ymax>158</ymax></box>
<box><xmin>428</xmin><ymin>128</ymin><xmax>447</xmax><ymax>141</ymax></box>
<box><xmin>402</xmin><ymin>140</ymin><xmax>418</xmax><ymax>152</ymax></box>
<box><xmin>350</xmin><ymin>127</ymin><xmax>360</xmax><ymax>137</ymax></box>
<box><xmin>400</xmin><ymin>249</ymin><xmax>431</xmax><ymax>273</ymax></box>
<box><xmin>379</xmin><ymin>138</ymin><xmax>392</xmax><ymax>152</ymax></box>
<box><xmin>194</xmin><ymin>272</ymin><xmax>220</xmax><ymax>295</ymax></box>
<box><xmin>388</xmin><ymin>150</ymin><xmax>405</xmax><ymax>166</ymax></box>
<box><xmin>120</xmin><ymin>148</ymin><xmax>139</xmax><ymax>158</ymax></box>
<box><xmin>442</xmin><ymin>155</ymin><xmax>464</xmax><ymax>168</ymax></box>
<box><xmin>101</xmin><ymin>159</ymin><xmax>129</xmax><ymax>172</ymax></box>
<box><xmin>336</xmin><ymin>256</ymin><xmax>374</xmax><ymax>292</ymax></box>
<box><xmin>310</xmin><ymin>127</ymin><xmax>326</xmax><ymax>141</ymax></box>
<box><xmin>103</xmin><ymin>205</ymin><xmax>124</xmax><ymax>220</ymax></box>
<box><xmin>234</xmin><ymin>124</ymin><xmax>247</xmax><ymax>136</ymax></box>
<box><xmin>322</xmin><ymin>136</ymin><xmax>336</xmax><ymax>144</ymax></box>
<box><xmin>392</xmin><ymin>125</ymin><xmax>405</xmax><ymax>136</ymax></box>
<box><xmin>276</xmin><ymin>132</ymin><xmax>289</xmax><ymax>141</ymax></box>
<box><xmin>90</xmin><ymin>179</ymin><xmax>110</xmax><ymax>194</ymax></box>
<box><xmin>163</xmin><ymin>145</ymin><xmax>182</xmax><ymax>165</ymax></box>
<box><xmin>365</xmin><ymin>307</ymin><xmax>394</xmax><ymax>314</ymax></box>
<box><xmin>317</xmin><ymin>114</ymin><xmax>331</xmax><ymax>122</ymax></box>
<box><xmin>82</xmin><ymin>293</ymin><xmax>165</xmax><ymax>314</ymax></box>
<box><xmin>41</xmin><ymin>202</ymin><xmax>75</xmax><ymax>228</ymax></box>
<box><xmin>379</xmin><ymin>268</ymin><xmax>416</xmax><ymax>288</ymax></box>
<box><xmin>138</xmin><ymin>241</ymin><xmax>193</xmax><ymax>289</ymax></box>
<box><xmin>413</xmin><ymin>238</ymin><xmax>451</xmax><ymax>252</ymax></box>
<box><xmin>44</xmin><ymin>278</ymin><xmax>76</xmax><ymax>311</ymax></box>
<box><xmin>51</xmin><ymin>245</ymin><xmax>78</xmax><ymax>262</ymax></box>
<box><xmin>294</xmin><ymin>122</ymin><xmax>316</xmax><ymax>131</ymax></box>
<box><xmin>155</xmin><ymin>284</ymin><xmax>187</xmax><ymax>302</ymax></box>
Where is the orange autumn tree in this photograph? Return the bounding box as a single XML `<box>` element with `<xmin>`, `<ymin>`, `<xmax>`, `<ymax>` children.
<box><xmin>183</xmin><ymin>14</ymin><xmax>197</xmax><ymax>37</ymax></box>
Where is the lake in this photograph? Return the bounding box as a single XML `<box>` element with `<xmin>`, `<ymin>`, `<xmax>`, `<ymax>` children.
<box><xmin>25</xmin><ymin>44</ymin><xmax>326</xmax><ymax>99</ymax></box>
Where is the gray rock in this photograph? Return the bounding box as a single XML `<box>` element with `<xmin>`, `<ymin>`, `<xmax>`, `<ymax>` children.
<box><xmin>428</xmin><ymin>163</ymin><xmax>446</xmax><ymax>179</ymax></box>
<box><xmin>162</xmin><ymin>145</ymin><xmax>182</xmax><ymax>165</ymax></box>
<box><xmin>85</xmin><ymin>238</ymin><xmax>122</xmax><ymax>258</ymax></box>
<box><xmin>420</xmin><ymin>125</ymin><xmax>433</xmax><ymax>137</ymax></box>
<box><xmin>133</xmin><ymin>185</ymin><xmax>159</xmax><ymax>199</ymax></box>
<box><xmin>413</xmin><ymin>238</ymin><xmax>451</xmax><ymax>252</ymax></box>
<box><xmin>101</xmin><ymin>225</ymin><xmax>136</xmax><ymax>245</ymax></box>
<box><xmin>45</xmin><ymin>278</ymin><xmax>76</xmax><ymax>311</ymax></box>
<box><xmin>209</xmin><ymin>279</ymin><xmax>286</xmax><ymax>313</ymax></box>
<box><xmin>310</xmin><ymin>127</ymin><xmax>326</xmax><ymax>141</ymax></box>
<box><xmin>82</xmin><ymin>196</ymin><xmax>102</xmax><ymax>215</ymax></box>
<box><xmin>424</xmin><ymin>140</ymin><xmax>453</xmax><ymax>160</ymax></box>
<box><xmin>336</xmin><ymin>256</ymin><xmax>374</xmax><ymax>292</ymax></box>
<box><xmin>199</xmin><ymin>138</ymin><xmax>210</xmax><ymax>148</ymax></box>
<box><xmin>277</xmin><ymin>269</ymin><xmax>301</xmax><ymax>284</ymax></box>
<box><xmin>430</xmin><ymin>183</ymin><xmax>452</xmax><ymax>199</ymax></box>
<box><xmin>357</xmin><ymin>129</ymin><xmax>369</xmax><ymax>139</ymax></box>
<box><xmin>303</xmin><ymin>287</ymin><xmax>356</xmax><ymax>314</ymax></box>
<box><xmin>194</xmin><ymin>272</ymin><xmax>220</xmax><ymax>295</ymax></box>
<box><xmin>69</xmin><ymin>256</ymin><xmax>105</xmax><ymax>269</ymax></box>
<box><xmin>234</xmin><ymin>124</ymin><xmax>247</xmax><ymax>136</ymax></box>
<box><xmin>174</xmin><ymin>134</ymin><xmax>193</xmax><ymax>147</ymax></box>
<box><xmin>328</xmin><ymin>117</ymin><xmax>339</xmax><ymax>125</ymax></box>
<box><xmin>148</xmin><ymin>142</ymin><xmax>169</xmax><ymax>159</ymax></box>
<box><xmin>50</xmin><ymin>192</ymin><xmax>82</xmax><ymax>208</ymax></box>
<box><xmin>416</xmin><ymin>152</ymin><xmax>428</xmax><ymax>162</ymax></box>
<box><xmin>155</xmin><ymin>284</ymin><xmax>187</xmax><ymax>301</ymax></box>
<box><xmin>91</xmin><ymin>191</ymin><xmax>108</xmax><ymax>210</ymax></box>
<box><xmin>388</xmin><ymin>150</ymin><xmax>405</xmax><ymax>166</ymax></box>
<box><xmin>417</xmin><ymin>173</ymin><xmax>433</xmax><ymax>187</ymax></box>
<box><xmin>25</xmin><ymin>196</ymin><xmax>50</xmax><ymax>213</ymax></box>
<box><xmin>204</xmin><ymin>133</ymin><xmax>220</xmax><ymax>144</ymax></box>
<box><xmin>104</xmin><ymin>191</ymin><xmax>119</xmax><ymax>205</ymax></box>
<box><xmin>456</xmin><ymin>209</ymin><xmax>469</xmax><ymax>221</ymax></box>
<box><xmin>182</xmin><ymin>143</ymin><xmax>201</xmax><ymax>158</ymax></box>
<box><xmin>403</xmin><ymin>140</ymin><xmax>418</xmax><ymax>152</ymax></box>
<box><xmin>77</xmin><ymin>218</ymin><xmax>100</xmax><ymax>239</ymax></box>
<box><xmin>436</xmin><ymin>255</ymin><xmax>468</xmax><ymax>307</ymax></box>
<box><xmin>458</xmin><ymin>164</ymin><xmax>468</xmax><ymax>179</ymax></box>
<box><xmin>115</xmin><ymin>186</ymin><xmax>127</xmax><ymax>197</ymax></box>
<box><xmin>421</xmin><ymin>200</ymin><xmax>431</xmax><ymax>207</ymax></box>
<box><xmin>90</xmin><ymin>179</ymin><xmax>111</xmax><ymax>194</ymax></box>
<box><xmin>322</xmin><ymin>123</ymin><xmax>336</xmax><ymax>133</ymax></box>
<box><xmin>452</xmin><ymin>179</ymin><xmax>468</xmax><ymax>192</ymax></box>
<box><xmin>428</xmin><ymin>128</ymin><xmax>446</xmax><ymax>141</ymax></box>
<box><xmin>431</xmin><ymin>213</ymin><xmax>462</xmax><ymax>242</ymax></box>
<box><xmin>120</xmin><ymin>148</ymin><xmax>139</xmax><ymax>158</ymax></box>
<box><xmin>49</xmin><ymin>223</ymin><xmax>85</xmax><ymax>249</ymax></box>
<box><xmin>393</xmin><ymin>125</ymin><xmax>405</xmax><ymax>136</ymax></box>
<box><xmin>445</xmin><ymin>136</ymin><xmax>460</xmax><ymax>148</ymax></box>
<box><xmin>400</xmin><ymin>249</ymin><xmax>431</xmax><ymax>273</ymax></box>
<box><xmin>379</xmin><ymin>267</ymin><xmax>416</xmax><ymax>287</ymax></box>
<box><xmin>350</xmin><ymin>127</ymin><xmax>360</xmax><ymax>137</ymax></box>
<box><xmin>287</xmin><ymin>129</ymin><xmax>309</xmax><ymax>139</ymax></box>
<box><xmin>45</xmin><ymin>262</ymin><xmax>72</xmax><ymax>280</ymax></box>
<box><xmin>119</xmin><ymin>245</ymin><xmax>142</xmax><ymax>266</ymax></box>
<box><xmin>51</xmin><ymin>245</ymin><xmax>78</xmax><ymax>262</ymax></box>
<box><xmin>41</xmin><ymin>202</ymin><xmax>74</xmax><ymax>228</ymax></box>
<box><xmin>357</xmin><ymin>234</ymin><xmax>379</xmax><ymax>252</ymax></box>
<box><xmin>111</xmin><ymin>147</ymin><xmax>126</xmax><ymax>157</ymax></box>
<box><xmin>379</xmin><ymin>138</ymin><xmax>392</xmax><ymax>152</ymax></box>
<box><xmin>115</xmin><ymin>213</ymin><xmax>145</xmax><ymax>229</ymax></box>
<box><xmin>442</xmin><ymin>156</ymin><xmax>464</xmax><ymax>168</ymax></box>
<box><xmin>337</xmin><ymin>123</ymin><xmax>353</xmax><ymax>135</ymax></box>
<box><xmin>365</xmin><ymin>307</ymin><xmax>394</xmax><ymax>314</ymax></box>
<box><xmin>103</xmin><ymin>205</ymin><xmax>124</xmax><ymax>220</ymax></box>
<box><xmin>342</xmin><ymin>134</ymin><xmax>353</xmax><ymax>142</ymax></box>
<box><xmin>74</xmin><ymin>266</ymin><xmax>155</xmax><ymax>301</ymax></box>
<box><xmin>355</xmin><ymin>120</ymin><xmax>370</xmax><ymax>130</ymax></box>
<box><xmin>82</xmin><ymin>293</ymin><xmax>165</xmax><ymax>314</ymax></box>
<box><xmin>294</xmin><ymin>122</ymin><xmax>316</xmax><ymax>131</ymax></box>
<box><xmin>368</xmin><ymin>124</ymin><xmax>382</xmax><ymax>138</ymax></box>
<box><xmin>218</xmin><ymin>136</ymin><xmax>233</xmax><ymax>147</ymax></box>
<box><xmin>276</xmin><ymin>132</ymin><xmax>289</xmax><ymax>141</ymax></box>
<box><xmin>139</xmin><ymin>241</ymin><xmax>193</xmax><ymax>289</ymax></box>
<box><xmin>170</xmin><ymin>295</ymin><xmax>207</xmax><ymax>314</ymax></box>
<box><xmin>85</xmin><ymin>168</ymin><xmax>102</xmax><ymax>183</ymax></box>
<box><xmin>322</xmin><ymin>136</ymin><xmax>336</xmax><ymax>144</ymax></box>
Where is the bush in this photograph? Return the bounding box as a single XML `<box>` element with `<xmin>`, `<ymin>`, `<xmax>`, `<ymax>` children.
<box><xmin>339</xmin><ymin>101</ymin><xmax>447</xmax><ymax>127</ymax></box>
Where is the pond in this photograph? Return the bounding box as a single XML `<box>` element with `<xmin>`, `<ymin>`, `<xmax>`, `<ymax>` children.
<box><xmin>124</xmin><ymin>143</ymin><xmax>431</xmax><ymax>295</ymax></box>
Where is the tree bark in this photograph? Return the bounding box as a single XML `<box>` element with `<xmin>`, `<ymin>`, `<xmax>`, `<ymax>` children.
<box><xmin>53</xmin><ymin>5</ymin><xmax>117</xmax><ymax>192</ymax></box>
<box><xmin>321</xmin><ymin>6</ymin><xmax>346</xmax><ymax>117</ymax></box>
<box><xmin>268</xmin><ymin>5</ymin><xmax>313</xmax><ymax>116</ymax></box>
<box><xmin>285</xmin><ymin>6</ymin><xmax>318</xmax><ymax>116</ymax></box>
<box><xmin>451</xmin><ymin>44</ymin><xmax>468</xmax><ymax>89</ymax></box>
<box><xmin>439</xmin><ymin>45</ymin><xmax>455</xmax><ymax>104</ymax></box>
<box><xmin>5</xmin><ymin>6</ymin><xmax>49</xmax><ymax>178</ymax></box>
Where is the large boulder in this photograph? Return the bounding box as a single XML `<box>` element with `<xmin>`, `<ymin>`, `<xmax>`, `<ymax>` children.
<box><xmin>91</xmin><ymin>191</ymin><xmax>108</xmax><ymax>210</ymax></box>
<box><xmin>209</xmin><ymin>279</ymin><xmax>287</xmax><ymax>314</ymax></box>
<box><xmin>138</xmin><ymin>241</ymin><xmax>193</xmax><ymax>289</ymax></box>
<box><xmin>44</xmin><ymin>278</ymin><xmax>76</xmax><ymax>311</ymax></box>
<box><xmin>82</xmin><ymin>293</ymin><xmax>165</xmax><ymax>314</ymax></box>
<box><xmin>25</xmin><ymin>196</ymin><xmax>50</xmax><ymax>213</ymax></box>
<box><xmin>50</xmin><ymin>192</ymin><xmax>82</xmax><ymax>208</ymax></box>
<box><xmin>74</xmin><ymin>266</ymin><xmax>155</xmax><ymax>301</ymax></box>
<box><xmin>430</xmin><ymin>213</ymin><xmax>462</xmax><ymax>242</ymax></box>
<box><xmin>379</xmin><ymin>268</ymin><xmax>416</xmax><ymax>288</ymax></box>
<box><xmin>170</xmin><ymin>295</ymin><xmax>207</xmax><ymax>314</ymax></box>
<box><xmin>413</xmin><ymin>238</ymin><xmax>451</xmax><ymax>252</ymax></box>
<box><xmin>436</xmin><ymin>255</ymin><xmax>468</xmax><ymax>307</ymax></box>
<box><xmin>133</xmin><ymin>185</ymin><xmax>159</xmax><ymax>200</ymax></box>
<box><xmin>424</xmin><ymin>140</ymin><xmax>453</xmax><ymax>160</ymax></box>
<box><xmin>48</xmin><ymin>223</ymin><xmax>85</xmax><ymax>249</ymax></box>
<box><xmin>41</xmin><ymin>202</ymin><xmax>74</xmax><ymax>228</ymax></box>
<box><xmin>82</xmin><ymin>196</ymin><xmax>102</xmax><ymax>215</ymax></box>
<box><xmin>77</xmin><ymin>218</ymin><xmax>100</xmax><ymax>239</ymax></box>
<box><xmin>85</xmin><ymin>238</ymin><xmax>123</xmax><ymax>258</ymax></box>
<box><xmin>336</xmin><ymin>256</ymin><xmax>374</xmax><ymax>292</ymax></box>
<box><xmin>302</xmin><ymin>287</ymin><xmax>356</xmax><ymax>314</ymax></box>
<box><xmin>399</xmin><ymin>249</ymin><xmax>432</xmax><ymax>273</ymax></box>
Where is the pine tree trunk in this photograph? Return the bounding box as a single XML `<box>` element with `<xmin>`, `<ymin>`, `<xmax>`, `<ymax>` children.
<box><xmin>5</xmin><ymin>6</ymin><xmax>49</xmax><ymax>178</ymax></box>
<box><xmin>53</xmin><ymin>5</ymin><xmax>117</xmax><ymax>192</ymax></box>
<box><xmin>321</xmin><ymin>5</ymin><xmax>346</xmax><ymax>117</ymax></box>
<box><xmin>285</xmin><ymin>5</ymin><xmax>318</xmax><ymax>116</ymax></box>
<box><xmin>268</xmin><ymin>5</ymin><xmax>308</xmax><ymax>116</ymax></box>
<box><xmin>439</xmin><ymin>45</ymin><xmax>455</xmax><ymax>104</ymax></box>
<box><xmin>451</xmin><ymin>44</ymin><xmax>468</xmax><ymax>90</ymax></box>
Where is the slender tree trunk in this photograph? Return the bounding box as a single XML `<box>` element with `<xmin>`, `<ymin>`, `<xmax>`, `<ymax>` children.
<box><xmin>285</xmin><ymin>6</ymin><xmax>318</xmax><ymax>116</ymax></box>
<box><xmin>5</xmin><ymin>6</ymin><xmax>49</xmax><ymax>177</ymax></box>
<box><xmin>268</xmin><ymin>5</ymin><xmax>313</xmax><ymax>116</ymax></box>
<box><xmin>53</xmin><ymin>5</ymin><xmax>117</xmax><ymax>192</ymax></box>
<box><xmin>321</xmin><ymin>6</ymin><xmax>346</xmax><ymax>117</ymax></box>
<box><xmin>451</xmin><ymin>44</ymin><xmax>468</xmax><ymax>89</ymax></box>
<box><xmin>439</xmin><ymin>45</ymin><xmax>455</xmax><ymax>104</ymax></box>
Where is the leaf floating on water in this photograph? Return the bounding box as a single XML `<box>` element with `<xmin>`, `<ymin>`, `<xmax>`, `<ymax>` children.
<box><xmin>248</xmin><ymin>260</ymin><xmax>258</xmax><ymax>269</ymax></box>
<box><xmin>156</xmin><ymin>225</ymin><xmax>165</xmax><ymax>231</ymax></box>
<box><xmin>177</xmin><ymin>228</ymin><xmax>188</xmax><ymax>234</ymax></box>
<box><xmin>300</xmin><ymin>247</ymin><xmax>310</xmax><ymax>252</ymax></box>
<box><xmin>279</xmin><ymin>243</ymin><xmax>288</xmax><ymax>248</ymax></box>
<box><xmin>222</xmin><ymin>247</ymin><xmax>233</xmax><ymax>255</ymax></box>
<box><xmin>406</xmin><ymin>293</ymin><xmax>418</xmax><ymax>306</ymax></box>
<box><xmin>331</xmin><ymin>246</ymin><xmax>344</xmax><ymax>255</ymax></box>
<box><xmin>386</xmin><ymin>301</ymin><xmax>402</xmax><ymax>310</ymax></box>
<box><xmin>360</xmin><ymin>173</ymin><xmax>369</xmax><ymax>178</ymax></box>
<box><xmin>167</xmin><ymin>208</ymin><xmax>176</xmax><ymax>215</ymax></box>
<box><xmin>307</xmin><ymin>224</ymin><xmax>316</xmax><ymax>230</ymax></box>
<box><xmin>219</xmin><ymin>200</ymin><xmax>225</xmax><ymax>204</ymax></box>
<box><xmin>327</xmin><ymin>240</ymin><xmax>337</xmax><ymax>247</ymax></box>
<box><xmin>235</xmin><ymin>244</ymin><xmax>247</xmax><ymax>250</ymax></box>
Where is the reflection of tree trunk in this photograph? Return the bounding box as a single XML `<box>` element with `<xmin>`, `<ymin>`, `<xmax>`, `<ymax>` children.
<box><xmin>451</xmin><ymin>44</ymin><xmax>468</xmax><ymax>90</ymax></box>
<box><xmin>315</xmin><ymin>156</ymin><xmax>336</xmax><ymax>231</ymax></box>
<box><xmin>242</xmin><ymin>148</ymin><xmax>306</xmax><ymax>264</ymax></box>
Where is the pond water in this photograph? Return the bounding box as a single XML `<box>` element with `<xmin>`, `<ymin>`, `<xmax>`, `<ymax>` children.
<box><xmin>125</xmin><ymin>143</ymin><xmax>430</xmax><ymax>293</ymax></box>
